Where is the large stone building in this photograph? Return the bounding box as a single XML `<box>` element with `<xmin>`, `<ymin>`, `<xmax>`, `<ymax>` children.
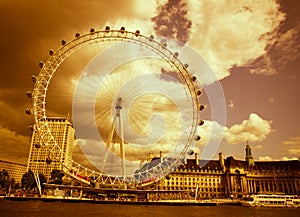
<box><xmin>148</xmin><ymin>145</ymin><xmax>300</xmax><ymax>198</ymax></box>
<box><xmin>27</xmin><ymin>117</ymin><xmax>75</xmax><ymax>180</ymax></box>
<box><xmin>0</xmin><ymin>160</ymin><xmax>27</xmax><ymax>183</ymax></box>
<box><xmin>224</xmin><ymin>153</ymin><xmax>300</xmax><ymax>197</ymax></box>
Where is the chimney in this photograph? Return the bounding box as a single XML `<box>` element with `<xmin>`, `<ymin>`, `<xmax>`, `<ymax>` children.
<box><xmin>219</xmin><ymin>152</ymin><xmax>226</xmax><ymax>171</ymax></box>
<box><xmin>195</xmin><ymin>153</ymin><xmax>199</xmax><ymax>165</ymax></box>
<box><xmin>149</xmin><ymin>152</ymin><xmax>154</xmax><ymax>162</ymax></box>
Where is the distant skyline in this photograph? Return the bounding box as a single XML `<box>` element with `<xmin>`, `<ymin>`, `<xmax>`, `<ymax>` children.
<box><xmin>0</xmin><ymin>0</ymin><xmax>299</xmax><ymax>164</ymax></box>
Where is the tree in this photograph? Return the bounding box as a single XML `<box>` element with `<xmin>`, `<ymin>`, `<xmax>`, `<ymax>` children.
<box><xmin>0</xmin><ymin>169</ymin><xmax>10</xmax><ymax>189</ymax></box>
<box><xmin>38</xmin><ymin>173</ymin><xmax>47</xmax><ymax>190</ymax></box>
<box><xmin>50</xmin><ymin>169</ymin><xmax>64</xmax><ymax>184</ymax></box>
<box><xmin>21</xmin><ymin>170</ymin><xmax>48</xmax><ymax>191</ymax></box>
<box><xmin>10</xmin><ymin>178</ymin><xmax>20</xmax><ymax>190</ymax></box>
<box><xmin>21</xmin><ymin>170</ymin><xmax>35</xmax><ymax>190</ymax></box>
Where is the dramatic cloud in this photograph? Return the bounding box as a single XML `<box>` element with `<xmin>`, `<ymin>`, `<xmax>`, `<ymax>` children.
<box><xmin>224</xmin><ymin>113</ymin><xmax>273</xmax><ymax>144</ymax></box>
<box><xmin>0</xmin><ymin>0</ymin><xmax>160</xmax><ymax>161</ymax></box>
<box><xmin>0</xmin><ymin>99</ymin><xmax>32</xmax><ymax>135</ymax></box>
<box><xmin>151</xmin><ymin>0</ymin><xmax>296</xmax><ymax>82</ymax></box>
<box><xmin>0</xmin><ymin>126</ymin><xmax>31</xmax><ymax>164</ymax></box>
<box><xmin>247</xmin><ymin>23</ymin><xmax>300</xmax><ymax>75</ymax></box>
<box><xmin>152</xmin><ymin>0</ymin><xmax>192</xmax><ymax>43</ymax></box>
<box><xmin>186</xmin><ymin>0</ymin><xmax>286</xmax><ymax>80</ymax></box>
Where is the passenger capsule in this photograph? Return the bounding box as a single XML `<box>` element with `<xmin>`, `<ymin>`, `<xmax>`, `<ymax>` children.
<box><xmin>198</xmin><ymin>120</ymin><xmax>204</xmax><ymax>126</ymax></box>
<box><xmin>31</xmin><ymin>75</ymin><xmax>36</xmax><ymax>83</ymax></box>
<box><xmin>195</xmin><ymin>135</ymin><xmax>201</xmax><ymax>141</ymax></box>
<box><xmin>174</xmin><ymin>52</ymin><xmax>179</xmax><ymax>57</ymax></box>
<box><xmin>35</xmin><ymin>143</ymin><xmax>41</xmax><ymax>149</ymax></box>
<box><xmin>199</xmin><ymin>104</ymin><xmax>205</xmax><ymax>111</ymax></box>
<box><xmin>90</xmin><ymin>28</ymin><xmax>95</xmax><ymax>33</ymax></box>
<box><xmin>75</xmin><ymin>33</ymin><xmax>80</xmax><ymax>38</ymax></box>
<box><xmin>184</xmin><ymin>63</ymin><xmax>189</xmax><ymax>68</ymax></box>
<box><xmin>28</xmin><ymin>126</ymin><xmax>33</xmax><ymax>131</ymax></box>
<box><xmin>120</xmin><ymin>26</ymin><xmax>125</xmax><ymax>33</ymax></box>
<box><xmin>25</xmin><ymin>108</ymin><xmax>31</xmax><ymax>115</ymax></box>
<box><xmin>188</xmin><ymin>150</ymin><xmax>194</xmax><ymax>155</ymax></box>
<box><xmin>61</xmin><ymin>40</ymin><xmax>66</xmax><ymax>45</ymax></box>
<box><xmin>192</xmin><ymin>76</ymin><xmax>197</xmax><ymax>81</ymax></box>
<box><xmin>196</xmin><ymin>90</ymin><xmax>202</xmax><ymax>96</ymax></box>
<box><xmin>135</xmin><ymin>30</ymin><xmax>140</xmax><ymax>37</ymax></box>
<box><xmin>149</xmin><ymin>35</ymin><xmax>154</xmax><ymax>41</ymax></box>
<box><xmin>39</xmin><ymin>61</ymin><xmax>44</xmax><ymax>68</ymax></box>
<box><xmin>105</xmin><ymin>26</ymin><xmax>110</xmax><ymax>32</ymax></box>
<box><xmin>26</xmin><ymin>91</ymin><xmax>32</xmax><ymax>98</ymax></box>
<box><xmin>49</xmin><ymin>49</ymin><xmax>54</xmax><ymax>56</ymax></box>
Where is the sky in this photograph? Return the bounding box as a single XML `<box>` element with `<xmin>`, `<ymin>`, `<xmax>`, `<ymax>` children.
<box><xmin>0</xmin><ymin>0</ymin><xmax>299</xmax><ymax>166</ymax></box>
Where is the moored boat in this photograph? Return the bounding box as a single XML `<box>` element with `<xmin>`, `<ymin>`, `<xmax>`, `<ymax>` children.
<box><xmin>247</xmin><ymin>194</ymin><xmax>300</xmax><ymax>207</ymax></box>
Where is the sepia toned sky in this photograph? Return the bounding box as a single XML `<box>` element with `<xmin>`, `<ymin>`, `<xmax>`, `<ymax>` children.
<box><xmin>0</xmin><ymin>0</ymin><xmax>299</xmax><ymax>165</ymax></box>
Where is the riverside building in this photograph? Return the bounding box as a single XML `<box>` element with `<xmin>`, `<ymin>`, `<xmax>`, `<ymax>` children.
<box><xmin>0</xmin><ymin>160</ymin><xmax>27</xmax><ymax>183</ymax></box>
<box><xmin>27</xmin><ymin>117</ymin><xmax>75</xmax><ymax>180</ymax></box>
<box><xmin>144</xmin><ymin>145</ymin><xmax>300</xmax><ymax>199</ymax></box>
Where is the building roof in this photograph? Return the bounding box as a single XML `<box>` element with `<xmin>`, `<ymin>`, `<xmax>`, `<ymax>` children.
<box><xmin>252</xmin><ymin>160</ymin><xmax>300</xmax><ymax>171</ymax></box>
<box><xmin>224</xmin><ymin>156</ymin><xmax>247</xmax><ymax>168</ymax></box>
<box><xmin>178</xmin><ymin>159</ymin><xmax>223</xmax><ymax>171</ymax></box>
<box><xmin>224</xmin><ymin>156</ymin><xmax>300</xmax><ymax>171</ymax></box>
<box><xmin>0</xmin><ymin>159</ymin><xmax>26</xmax><ymax>167</ymax></box>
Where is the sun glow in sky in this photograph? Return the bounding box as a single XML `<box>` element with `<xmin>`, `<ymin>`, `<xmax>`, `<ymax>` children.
<box><xmin>69</xmin><ymin>40</ymin><xmax>198</xmax><ymax>175</ymax></box>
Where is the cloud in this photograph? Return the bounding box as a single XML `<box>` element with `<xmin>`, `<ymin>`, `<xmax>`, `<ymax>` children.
<box><xmin>267</xmin><ymin>97</ymin><xmax>275</xmax><ymax>104</ymax></box>
<box><xmin>281</xmin><ymin>156</ymin><xmax>298</xmax><ymax>161</ymax></box>
<box><xmin>258</xmin><ymin>155</ymin><xmax>273</xmax><ymax>161</ymax></box>
<box><xmin>283</xmin><ymin>136</ymin><xmax>300</xmax><ymax>155</ymax></box>
<box><xmin>152</xmin><ymin>0</ymin><xmax>192</xmax><ymax>43</ymax></box>
<box><xmin>0</xmin><ymin>125</ymin><xmax>31</xmax><ymax>164</ymax></box>
<box><xmin>195</xmin><ymin>120</ymin><xmax>226</xmax><ymax>147</ymax></box>
<box><xmin>283</xmin><ymin>136</ymin><xmax>300</xmax><ymax>145</ymax></box>
<box><xmin>228</xmin><ymin>100</ymin><xmax>234</xmax><ymax>109</ymax></box>
<box><xmin>0</xmin><ymin>99</ymin><xmax>32</xmax><ymax>135</ymax></box>
<box><xmin>193</xmin><ymin>120</ymin><xmax>226</xmax><ymax>159</ymax></box>
<box><xmin>0</xmin><ymin>0</ymin><xmax>160</xmax><ymax>138</ymax></box>
<box><xmin>255</xmin><ymin>144</ymin><xmax>263</xmax><ymax>149</ymax></box>
<box><xmin>247</xmin><ymin>23</ymin><xmax>300</xmax><ymax>75</ymax></box>
<box><xmin>0</xmin><ymin>0</ymin><xmax>161</xmax><ymax>165</ymax></box>
<box><xmin>185</xmin><ymin>0</ymin><xmax>286</xmax><ymax>80</ymax></box>
<box><xmin>0</xmin><ymin>0</ymin><xmax>297</xmax><ymax>167</ymax></box>
<box><xmin>224</xmin><ymin>113</ymin><xmax>273</xmax><ymax>144</ymax></box>
<box><xmin>275</xmin><ymin>24</ymin><xmax>300</xmax><ymax>65</ymax></box>
<box><xmin>191</xmin><ymin>114</ymin><xmax>273</xmax><ymax>158</ymax></box>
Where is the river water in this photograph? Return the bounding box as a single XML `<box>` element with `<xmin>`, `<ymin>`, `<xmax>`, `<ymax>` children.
<box><xmin>1</xmin><ymin>199</ymin><xmax>300</xmax><ymax>217</ymax></box>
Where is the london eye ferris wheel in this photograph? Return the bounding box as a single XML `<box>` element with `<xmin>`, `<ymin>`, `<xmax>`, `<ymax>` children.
<box><xmin>27</xmin><ymin>26</ymin><xmax>204</xmax><ymax>187</ymax></box>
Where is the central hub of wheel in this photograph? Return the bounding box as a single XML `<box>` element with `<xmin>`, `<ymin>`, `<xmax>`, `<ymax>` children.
<box><xmin>115</xmin><ymin>96</ymin><xmax>123</xmax><ymax>116</ymax></box>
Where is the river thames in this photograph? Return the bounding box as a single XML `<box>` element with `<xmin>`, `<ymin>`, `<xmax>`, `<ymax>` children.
<box><xmin>1</xmin><ymin>199</ymin><xmax>300</xmax><ymax>217</ymax></box>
